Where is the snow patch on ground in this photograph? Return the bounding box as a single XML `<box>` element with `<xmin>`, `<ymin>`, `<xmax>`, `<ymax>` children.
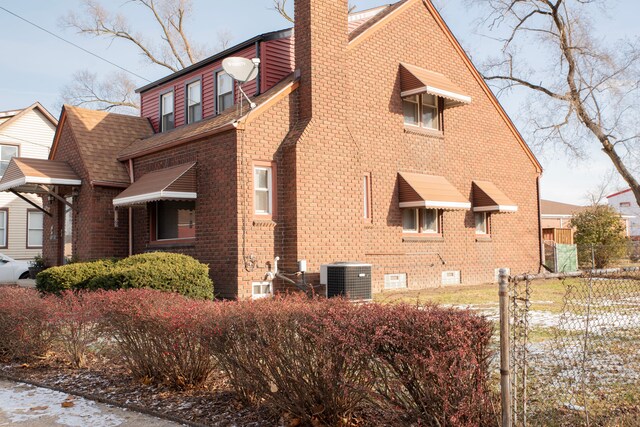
<box><xmin>0</xmin><ymin>381</ymin><xmax>126</xmax><ymax>426</ymax></box>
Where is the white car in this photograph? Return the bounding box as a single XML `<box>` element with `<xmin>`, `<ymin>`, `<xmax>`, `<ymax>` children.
<box><xmin>0</xmin><ymin>254</ymin><xmax>31</xmax><ymax>282</ymax></box>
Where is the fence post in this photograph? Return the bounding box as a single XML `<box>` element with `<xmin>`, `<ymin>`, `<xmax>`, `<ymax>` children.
<box><xmin>499</xmin><ymin>268</ymin><xmax>512</xmax><ymax>427</ymax></box>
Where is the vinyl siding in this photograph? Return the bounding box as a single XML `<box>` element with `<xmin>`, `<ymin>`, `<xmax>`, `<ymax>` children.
<box><xmin>0</xmin><ymin>108</ymin><xmax>55</xmax><ymax>260</ymax></box>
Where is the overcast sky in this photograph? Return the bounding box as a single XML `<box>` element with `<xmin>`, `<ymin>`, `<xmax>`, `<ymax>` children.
<box><xmin>0</xmin><ymin>0</ymin><xmax>638</xmax><ymax>204</ymax></box>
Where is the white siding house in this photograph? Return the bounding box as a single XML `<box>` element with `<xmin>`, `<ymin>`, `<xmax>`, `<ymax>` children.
<box><xmin>607</xmin><ymin>189</ymin><xmax>640</xmax><ymax>240</ymax></box>
<box><xmin>0</xmin><ymin>103</ymin><xmax>57</xmax><ymax>260</ymax></box>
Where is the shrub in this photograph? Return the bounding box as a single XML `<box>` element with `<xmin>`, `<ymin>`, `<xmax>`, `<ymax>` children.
<box><xmin>0</xmin><ymin>287</ymin><xmax>55</xmax><ymax>360</ymax></box>
<box><xmin>209</xmin><ymin>295</ymin><xmax>377</xmax><ymax>426</ymax></box>
<box><xmin>367</xmin><ymin>303</ymin><xmax>495</xmax><ymax>426</ymax></box>
<box><xmin>572</xmin><ymin>205</ymin><xmax>628</xmax><ymax>268</ymax></box>
<box><xmin>47</xmin><ymin>291</ymin><xmax>103</xmax><ymax>368</ymax></box>
<box><xmin>36</xmin><ymin>260</ymin><xmax>116</xmax><ymax>294</ymax></box>
<box><xmin>97</xmin><ymin>289</ymin><xmax>218</xmax><ymax>389</ymax></box>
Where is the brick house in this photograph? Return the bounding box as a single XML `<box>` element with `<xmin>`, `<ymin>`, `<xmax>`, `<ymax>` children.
<box><xmin>0</xmin><ymin>0</ymin><xmax>543</xmax><ymax>298</ymax></box>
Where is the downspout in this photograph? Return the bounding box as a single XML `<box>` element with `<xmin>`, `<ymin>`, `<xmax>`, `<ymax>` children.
<box><xmin>255</xmin><ymin>41</ymin><xmax>261</xmax><ymax>96</ymax></box>
<box><xmin>537</xmin><ymin>175</ymin><xmax>544</xmax><ymax>272</ymax></box>
<box><xmin>128</xmin><ymin>159</ymin><xmax>134</xmax><ymax>257</ymax></box>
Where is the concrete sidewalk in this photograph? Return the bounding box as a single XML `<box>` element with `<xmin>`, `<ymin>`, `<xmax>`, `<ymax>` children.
<box><xmin>0</xmin><ymin>379</ymin><xmax>184</xmax><ymax>426</ymax></box>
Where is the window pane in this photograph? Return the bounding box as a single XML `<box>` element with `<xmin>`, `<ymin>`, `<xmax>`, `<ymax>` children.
<box><xmin>255</xmin><ymin>168</ymin><xmax>269</xmax><ymax>189</ymax></box>
<box><xmin>475</xmin><ymin>212</ymin><xmax>487</xmax><ymax>234</ymax></box>
<box><xmin>219</xmin><ymin>93</ymin><xmax>234</xmax><ymax>112</ymax></box>
<box><xmin>422</xmin><ymin>209</ymin><xmax>438</xmax><ymax>233</ymax></box>
<box><xmin>162</xmin><ymin>93</ymin><xmax>174</xmax><ymax>114</ymax></box>
<box><xmin>422</xmin><ymin>94</ymin><xmax>437</xmax><ymax>107</ymax></box>
<box><xmin>28</xmin><ymin>230</ymin><xmax>43</xmax><ymax>247</ymax></box>
<box><xmin>255</xmin><ymin>190</ymin><xmax>269</xmax><ymax>213</ymax></box>
<box><xmin>157</xmin><ymin>201</ymin><xmax>195</xmax><ymax>240</ymax></box>
<box><xmin>29</xmin><ymin>211</ymin><xmax>44</xmax><ymax>229</ymax></box>
<box><xmin>403</xmin><ymin>96</ymin><xmax>419</xmax><ymax>126</ymax></box>
<box><xmin>1</xmin><ymin>145</ymin><xmax>18</xmax><ymax>161</ymax></box>
<box><xmin>0</xmin><ymin>211</ymin><xmax>5</xmax><ymax>247</ymax></box>
<box><xmin>187</xmin><ymin>81</ymin><xmax>201</xmax><ymax>105</ymax></box>
<box><xmin>421</xmin><ymin>105</ymin><xmax>438</xmax><ymax>129</ymax></box>
<box><xmin>402</xmin><ymin>209</ymin><xmax>417</xmax><ymax>232</ymax></box>
<box><xmin>218</xmin><ymin>72</ymin><xmax>233</xmax><ymax>94</ymax></box>
<box><xmin>162</xmin><ymin>113</ymin><xmax>174</xmax><ymax>131</ymax></box>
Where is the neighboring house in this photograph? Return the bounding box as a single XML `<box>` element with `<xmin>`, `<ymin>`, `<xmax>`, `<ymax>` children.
<box><xmin>0</xmin><ymin>103</ymin><xmax>56</xmax><ymax>260</ymax></box>
<box><xmin>541</xmin><ymin>199</ymin><xmax>633</xmax><ymax>240</ymax></box>
<box><xmin>606</xmin><ymin>189</ymin><xmax>640</xmax><ymax>240</ymax></box>
<box><xmin>0</xmin><ymin>0</ymin><xmax>544</xmax><ymax>298</ymax></box>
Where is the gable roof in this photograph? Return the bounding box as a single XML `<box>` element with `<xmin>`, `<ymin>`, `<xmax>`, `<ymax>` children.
<box><xmin>348</xmin><ymin>0</ymin><xmax>543</xmax><ymax>174</ymax></box>
<box><xmin>540</xmin><ymin>200</ymin><xmax>587</xmax><ymax>216</ymax></box>
<box><xmin>51</xmin><ymin>106</ymin><xmax>154</xmax><ymax>186</ymax></box>
<box><xmin>0</xmin><ymin>102</ymin><xmax>58</xmax><ymax>134</ymax></box>
<box><xmin>119</xmin><ymin>74</ymin><xmax>298</xmax><ymax>161</ymax></box>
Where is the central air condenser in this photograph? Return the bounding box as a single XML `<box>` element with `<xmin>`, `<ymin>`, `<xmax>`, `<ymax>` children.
<box><xmin>320</xmin><ymin>262</ymin><xmax>372</xmax><ymax>301</ymax></box>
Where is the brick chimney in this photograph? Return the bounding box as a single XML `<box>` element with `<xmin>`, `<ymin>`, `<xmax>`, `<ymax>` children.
<box><xmin>294</xmin><ymin>0</ymin><xmax>349</xmax><ymax>120</ymax></box>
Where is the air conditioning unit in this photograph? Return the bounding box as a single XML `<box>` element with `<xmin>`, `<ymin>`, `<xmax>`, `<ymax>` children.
<box><xmin>321</xmin><ymin>262</ymin><xmax>372</xmax><ymax>301</ymax></box>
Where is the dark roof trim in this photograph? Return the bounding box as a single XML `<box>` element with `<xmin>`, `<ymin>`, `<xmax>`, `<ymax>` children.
<box><xmin>135</xmin><ymin>28</ymin><xmax>292</xmax><ymax>94</ymax></box>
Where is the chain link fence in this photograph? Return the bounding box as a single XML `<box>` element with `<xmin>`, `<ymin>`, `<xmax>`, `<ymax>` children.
<box><xmin>505</xmin><ymin>268</ymin><xmax>640</xmax><ymax>426</ymax></box>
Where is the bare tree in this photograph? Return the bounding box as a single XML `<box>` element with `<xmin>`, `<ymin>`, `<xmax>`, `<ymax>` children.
<box><xmin>473</xmin><ymin>0</ymin><xmax>640</xmax><ymax>207</ymax></box>
<box><xmin>60</xmin><ymin>0</ymin><xmax>226</xmax><ymax>112</ymax></box>
<box><xmin>60</xmin><ymin>70</ymin><xmax>139</xmax><ymax>114</ymax></box>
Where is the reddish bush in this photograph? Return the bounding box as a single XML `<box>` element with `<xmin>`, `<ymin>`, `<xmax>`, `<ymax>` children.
<box><xmin>367</xmin><ymin>303</ymin><xmax>496</xmax><ymax>426</ymax></box>
<box><xmin>47</xmin><ymin>291</ymin><xmax>103</xmax><ymax>368</ymax></box>
<box><xmin>97</xmin><ymin>289</ymin><xmax>218</xmax><ymax>389</ymax></box>
<box><xmin>0</xmin><ymin>287</ymin><xmax>55</xmax><ymax>361</ymax></box>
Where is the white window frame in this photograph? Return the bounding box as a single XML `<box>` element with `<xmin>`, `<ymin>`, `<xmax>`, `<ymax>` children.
<box><xmin>216</xmin><ymin>71</ymin><xmax>234</xmax><ymax>113</ymax></box>
<box><xmin>27</xmin><ymin>210</ymin><xmax>44</xmax><ymax>248</ymax></box>
<box><xmin>475</xmin><ymin>212</ymin><xmax>488</xmax><ymax>235</ymax></box>
<box><xmin>186</xmin><ymin>80</ymin><xmax>202</xmax><ymax>124</ymax></box>
<box><xmin>160</xmin><ymin>92</ymin><xmax>174</xmax><ymax>132</ymax></box>
<box><xmin>402</xmin><ymin>93</ymin><xmax>440</xmax><ymax>130</ymax></box>
<box><xmin>0</xmin><ymin>145</ymin><xmax>18</xmax><ymax>176</ymax></box>
<box><xmin>421</xmin><ymin>208</ymin><xmax>440</xmax><ymax>234</ymax></box>
<box><xmin>253</xmin><ymin>166</ymin><xmax>273</xmax><ymax>216</ymax></box>
<box><xmin>402</xmin><ymin>208</ymin><xmax>419</xmax><ymax>233</ymax></box>
<box><xmin>0</xmin><ymin>210</ymin><xmax>6</xmax><ymax>248</ymax></box>
<box><xmin>252</xmin><ymin>281</ymin><xmax>272</xmax><ymax>299</ymax></box>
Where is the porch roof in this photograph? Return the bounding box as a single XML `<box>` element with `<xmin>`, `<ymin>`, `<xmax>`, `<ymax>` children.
<box><xmin>399</xmin><ymin>63</ymin><xmax>471</xmax><ymax>108</ymax></box>
<box><xmin>113</xmin><ymin>162</ymin><xmax>196</xmax><ymax>207</ymax></box>
<box><xmin>0</xmin><ymin>158</ymin><xmax>81</xmax><ymax>193</ymax></box>
<box><xmin>472</xmin><ymin>180</ymin><xmax>518</xmax><ymax>213</ymax></box>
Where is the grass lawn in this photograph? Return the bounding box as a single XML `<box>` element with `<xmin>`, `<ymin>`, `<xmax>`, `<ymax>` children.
<box><xmin>374</xmin><ymin>278</ymin><xmax>574</xmax><ymax>314</ymax></box>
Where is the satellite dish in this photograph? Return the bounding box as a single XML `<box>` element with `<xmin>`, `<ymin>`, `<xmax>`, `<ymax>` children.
<box><xmin>222</xmin><ymin>57</ymin><xmax>260</xmax><ymax>84</ymax></box>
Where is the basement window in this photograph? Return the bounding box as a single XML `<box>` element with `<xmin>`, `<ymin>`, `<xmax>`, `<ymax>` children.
<box><xmin>252</xmin><ymin>281</ymin><xmax>272</xmax><ymax>299</ymax></box>
<box><xmin>153</xmin><ymin>201</ymin><xmax>195</xmax><ymax>241</ymax></box>
<box><xmin>403</xmin><ymin>94</ymin><xmax>440</xmax><ymax>130</ymax></box>
<box><xmin>160</xmin><ymin>92</ymin><xmax>175</xmax><ymax>132</ymax></box>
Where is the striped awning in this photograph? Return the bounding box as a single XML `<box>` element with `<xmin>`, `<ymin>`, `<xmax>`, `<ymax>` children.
<box><xmin>0</xmin><ymin>158</ymin><xmax>81</xmax><ymax>193</ymax></box>
<box><xmin>472</xmin><ymin>180</ymin><xmax>518</xmax><ymax>212</ymax></box>
<box><xmin>398</xmin><ymin>172</ymin><xmax>471</xmax><ymax>210</ymax></box>
<box><xmin>113</xmin><ymin>163</ymin><xmax>196</xmax><ymax>207</ymax></box>
<box><xmin>400</xmin><ymin>63</ymin><xmax>471</xmax><ymax>107</ymax></box>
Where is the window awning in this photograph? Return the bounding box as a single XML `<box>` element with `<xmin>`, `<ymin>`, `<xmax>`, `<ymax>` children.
<box><xmin>0</xmin><ymin>158</ymin><xmax>82</xmax><ymax>193</ymax></box>
<box><xmin>400</xmin><ymin>63</ymin><xmax>472</xmax><ymax>107</ymax></box>
<box><xmin>398</xmin><ymin>172</ymin><xmax>471</xmax><ymax>210</ymax></box>
<box><xmin>472</xmin><ymin>180</ymin><xmax>518</xmax><ymax>212</ymax></box>
<box><xmin>113</xmin><ymin>162</ymin><xmax>196</xmax><ymax>207</ymax></box>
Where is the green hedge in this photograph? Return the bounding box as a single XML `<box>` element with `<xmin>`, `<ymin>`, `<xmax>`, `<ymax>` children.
<box><xmin>36</xmin><ymin>253</ymin><xmax>213</xmax><ymax>300</ymax></box>
<box><xmin>36</xmin><ymin>260</ymin><xmax>116</xmax><ymax>294</ymax></box>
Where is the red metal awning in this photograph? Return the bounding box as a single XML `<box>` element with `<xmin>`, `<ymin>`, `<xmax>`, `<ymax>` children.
<box><xmin>113</xmin><ymin>163</ymin><xmax>196</xmax><ymax>207</ymax></box>
<box><xmin>472</xmin><ymin>180</ymin><xmax>518</xmax><ymax>212</ymax></box>
<box><xmin>398</xmin><ymin>172</ymin><xmax>470</xmax><ymax>210</ymax></box>
<box><xmin>400</xmin><ymin>63</ymin><xmax>471</xmax><ymax>108</ymax></box>
<box><xmin>0</xmin><ymin>158</ymin><xmax>81</xmax><ymax>193</ymax></box>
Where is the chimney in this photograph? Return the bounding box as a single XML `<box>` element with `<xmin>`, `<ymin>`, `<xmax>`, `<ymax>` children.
<box><xmin>294</xmin><ymin>0</ymin><xmax>349</xmax><ymax>121</ymax></box>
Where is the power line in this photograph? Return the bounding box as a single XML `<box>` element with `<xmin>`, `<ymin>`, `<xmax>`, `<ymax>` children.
<box><xmin>0</xmin><ymin>5</ymin><xmax>151</xmax><ymax>83</ymax></box>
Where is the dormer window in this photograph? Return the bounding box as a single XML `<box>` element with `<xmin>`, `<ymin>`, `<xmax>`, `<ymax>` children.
<box><xmin>403</xmin><ymin>94</ymin><xmax>439</xmax><ymax>130</ymax></box>
<box><xmin>186</xmin><ymin>80</ymin><xmax>202</xmax><ymax>124</ymax></box>
<box><xmin>216</xmin><ymin>71</ymin><xmax>234</xmax><ymax>113</ymax></box>
<box><xmin>160</xmin><ymin>92</ymin><xmax>174</xmax><ymax>132</ymax></box>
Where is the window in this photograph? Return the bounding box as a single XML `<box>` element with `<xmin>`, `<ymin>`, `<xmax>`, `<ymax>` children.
<box><xmin>254</xmin><ymin>166</ymin><xmax>273</xmax><ymax>216</ymax></box>
<box><xmin>252</xmin><ymin>281</ymin><xmax>272</xmax><ymax>299</ymax></box>
<box><xmin>403</xmin><ymin>208</ymin><xmax>440</xmax><ymax>234</ymax></box>
<box><xmin>402</xmin><ymin>208</ymin><xmax>418</xmax><ymax>233</ymax></box>
<box><xmin>155</xmin><ymin>201</ymin><xmax>195</xmax><ymax>241</ymax></box>
<box><xmin>0</xmin><ymin>210</ymin><xmax>6</xmax><ymax>248</ymax></box>
<box><xmin>27</xmin><ymin>210</ymin><xmax>43</xmax><ymax>248</ymax></box>
<box><xmin>186</xmin><ymin>81</ymin><xmax>202</xmax><ymax>124</ymax></box>
<box><xmin>620</xmin><ymin>202</ymin><xmax>632</xmax><ymax>208</ymax></box>
<box><xmin>403</xmin><ymin>94</ymin><xmax>440</xmax><ymax>130</ymax></box>
<box><xmin>216</xmin><ymin>71</ymin><xmax>234</xmax><ymax>113</ymax></box>
<box><xmin>160</xmin><ymin>92</ymin><xmax>174</xmax><ymax>131</ymax></box>
<box><xmin>363</xmin><ymin>174</ymin><xmax>371</xmax><ymax>221</ymax></box>
<box><xmin>0</xmin><ymin>145</ymin><xmax>18</xmax><ymax>176</ymax></box>
<box><xmin>475</xmin><ymin>212</ymin><xmax>489</xmax><ymax>235</ymax></box>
